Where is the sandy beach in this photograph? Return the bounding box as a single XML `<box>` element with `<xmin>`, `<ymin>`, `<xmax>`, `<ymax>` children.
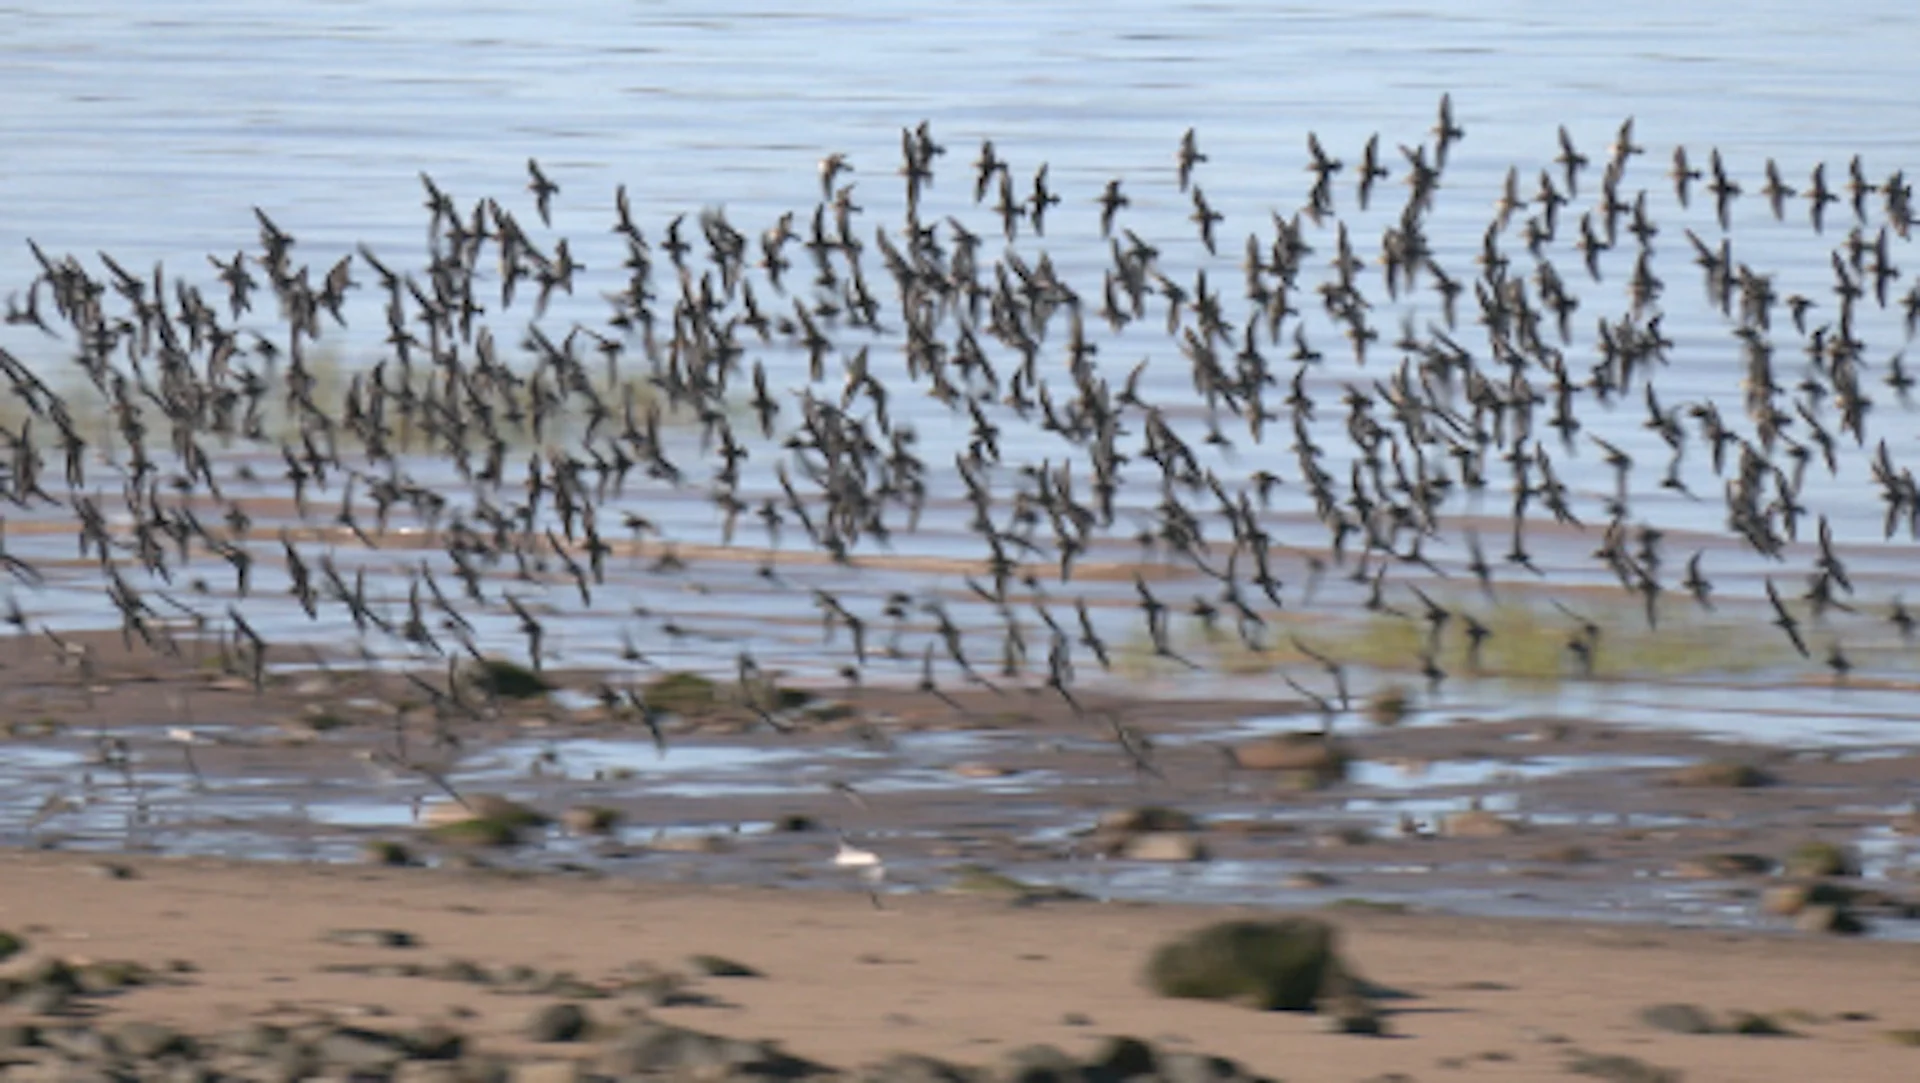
<box><xmin>0</xmin><ymin>850</ymin><xmax>1917</xmax><ymax>1082</ymax></box>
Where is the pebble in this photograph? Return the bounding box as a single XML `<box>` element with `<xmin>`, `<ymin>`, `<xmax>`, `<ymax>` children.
<box><xmin>1115</xmin><ymin>832</ymin><xmax>1209</xmax><ymax>862</ymax></box>
<box><xmin>688</xmin><ymin>954</ymin><xmax>762</xmax><ymax>978</ymax></box>
<box><xmin>321</xmin><ymin>928</ymin><xmax>420</xmax><ymax>949</ymax></box>
<box><xmin>1156</xmin><ymin>1052</ymin><xmax>1248</xmax><ymax>1083</ymax></box>
<box><xmin>11</xmin><ymin>983</ymin><xmax>71</xmax><ymax>1017</ymax></box>
<box><xmin>1440</xmin><ymin>809</ymin><xmax>1521</xmax><ymax>839</ymax></box>
<box><xmin>524</xmin><ymin>1003</ymin><xmax>589</xmax><ymax>1043</ymax></box>
<box><xmin>113</xmin><ymin>1020</ymin><xmax>187</xmax><ymax>1059</ymax></box>
<box><xmin>509</xmin><ymin>1062</ymin><xmax>580</xmax><ymax>1083</ymax></box>
<box><xmin>866</xmin><ymin>1052</ymin><xmax>972</xmax><ymax>1083</ymax></box>
<box><xmin>313</xmin><ymin>1027</ymin><xmax>411</xmax><ymax>1070</ymax></box>
<box><xmin>999</xmin><ymin>1043</ymin><xmax>1081</xmax><ymax>1083</ymax></box>
<box><xmin>1639</xmin><ymin>1002</ymin><xmax>1716</xmax><ymax>1034</ymax></box>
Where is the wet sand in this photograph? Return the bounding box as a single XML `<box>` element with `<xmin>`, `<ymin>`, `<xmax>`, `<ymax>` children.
<box><xmin>3</xmin><ymin>850</ymin><xmax>1920</xmax><ymax>1082</ymax></box>
<box><xmin>4</xmin><ymin>628</ymin><xmax>1920</xmax><ymax>937</ymax></box>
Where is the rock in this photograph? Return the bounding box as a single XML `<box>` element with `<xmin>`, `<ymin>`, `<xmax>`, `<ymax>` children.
<box><xmin>362</xmin><ymin>840</ymin><xmax>416</xmax><ymax>867</ymax></box>
<box><xmin>1786</xmin><ymin>841</ymin><xmax>1859</xmax><ymax>878</ymax></box>
<box><xmin>1364</xmin><ymin>686</ymin><xmax>1412</xmax><ymax>726</ymax></box>
<box><xmin>622</xmin><ymin>969</ymin><xmax>703</xmax><ymax>1007</ymax></box>
<box><xmin>1440</xmin><ymin>809</ymin><xmax>1520</xmax><ymax>838</ymax></box>
<box><xmin>1761</xmin><ymin>880</ymin><xmax>1853</xmax><ymax>916</ymax></box>
<box><xmin>457</xmin><ymin>1055</ymin><xmax>514</xmax><ymax>1083</ymax></box>
<box><xmin>997</xmin><ymin>1044</ymin><xmax>1079</xmax><ymax>1083</ymax></box>
<box><xmin>427</xmin><ymin>795</ymin><xmax>551</xmax><ymax>829</ymax></box>
<box><xmin>952</xmin><ymin>763</ymin><xmax>1018</xmax><ymax>778</ymax></box>
<box><xmin>1668</xmin><ymin>761</ymin><xmax>1774</xmax><ymax>788</ymax></box>
<box><xmin>1228</xmin><ymin>734</ymin><xmax>1350</xmax><ymax>780</ymax></box>
<box><xmin>1316</xmin><ymin>826</ymin><xmax>1374</xmax><ymax>848</ymax></box>
<box><xmin>1097</xmin><ymin>807</ymin><xmax>1201</xmax><ymax>834</ymax></box>
<box><xmin>861</xmin><ymin>1052</ymin><xmax>973</xmax><ymax>1083</ymax></box>
<box><xmin>112</xmin><ymin>1021</ymin><xmax>188</xmax><ymax>1059</ymax></box>
<box><xmin>312</xmin><ymin>1027</ymin><xmax>410</xmax><ymax>1070</ymax></box>
<box><xmin>773</xmin><ymin>814</ymin><xmax>819</xmax><ymax>832</ymax></box>
<box><xmin>224</xmin><ymin>1022</ymin><xmax>291</xmax><ymax>1058</ymax></box>
<box><xmin>524</xmin><ymin>1003</ymin><xmax>589</xmax><ymax>1043</ymax></box>
<box><xmin>322</xmin><ymin>928</ymin><xmax>419</xmax><ymax>949</ymax></box>
<box><xmin>496</xmin><ymin>963</ymin><xmax>543</xmax><ymax>990</ymax></box>
<box><xmin>642</xmin><ymin>672</ymin><xmax>722</xmax><ymax>716</ymax></box>
<box><xmin>431</xmin><ymin>959</ymin><xmax>492</xmax><ymax>984</ymax></box>
<box><xmin>1155</xmin><ymin>1054</ymin><xmax>1246</xmax><ymax>1083</ymax></box>
<box><xmin>1674</xmin><ymin>853</ymin><xmax>1773</xmax><ymax>878</ymax></box>
<box><xmin>544</xmin><ymin>974</ymin><xmax>609</xmax><ymax>1000</ymax></box>
<box><xmin>466</xmin><ymin>658</ymin><xmax>553</xmax><ymax>699</ymax></box>
<box><xmin>1726</xmin><ymin>1012</ymin><xmax>1791</xmax><ymax>1036</ymax></box>
<box><xmin>688</xmin><ymin>954</ymin><xmax>762</xmax><ymax>978</ymax></box>
<box><xmin>425</xmin><ymin>818</ymin><xmax>523</xmax><ymax>849</ymax></box>
<box><xmin>403</xmin><ymin>1024</ymin><xmax>464</xmax><ymax>1060</ymax></box>
<box><xmin>264</xmin><ymin>1036</ymin><xmax>319</xmax><ymax>1082</ymax></box>
<box><xmin>394</xmin><ymin>1064</ymin><xmax>466</xmax><ymax>1083</ymax></box>
<box><xmin>1284</xmin><ymin>870</ymin><xmax>1340</xmax><ymax>889</ymax></box>
<box><xmin>1639</xmin><ymin>1003</ymin><xmax>1716</xmax><ymax>1034</ymax></box>
<box><xmin>1114</xmin><ymin>832</ymin><xmax>1209</xmax><ymax>862</ymax></box>
<box><xmin>39</xmin><ymin>1025</ymin><xmax>113</xmax><ymax>1060</ymax></box>
<box><xmin>562</xmin><ymin>806</ymin><xmax>622</xmax><ymax>835</ymax></box>
<box><xmin>10</xmin><ymin>982</ymin><xmax>70</xmax><ymax>1016</ymax></box>
<box><xmin>1795</xmin><ymin>903</ymin><xmax>1868</xmax><ymax>935</ymax></box>
<box><xmin>1086</xmin><ymin>1036</ymin><xmax>1158</xmax><ymax>1080</ymax></box>
<box><xmin>645</xmin><ymin>833</ymin><xmax>732</xmax><ymax>854</ymax></box>
<box><xmin>600</xmin><ymin>1019</ymin><xmax>821</xmax><ymax>1079</ymax></box>
<box><xmin>1533</xmin><ymin>845</ymin><xmax>1595</xmax><ymax>865</ymax></box>
<box><xmin>509</xmin><ymin>1062</ymin><xmax>580</xmax><ymax>1083</ymax></box>
<box><xmin>74</xmin><ymin>959</ymin><xmax>151</xmax><ymax>993</ymax></box>
<box><xmin>19</xmin><ymin>960</ymin><xmax>78</xmax><ymax>995</ymax></box>
<box><xmin>1144</xmin><ymin>919</ymin><xmax>1343</xmax><ymax>1011</ymax></box>
<box><xmin>1562</xmin><ymin>1052</ymin><xmax>1682</xmax><ymax>1082</ymax></box>
<box><xmin>598</xmin><ymin>1020</ymin><xmax>692</xmax><ymax>1075</ymax></box>
<box><xmin>1321</xmin><ymin>994</ymin><xmax>1385</xmax><ymax>1035</ymax></box>
<box><xmin>942</xmin><ymin>866</ymin><xmax>1081</xmax><ymax>903</ymax></box>
<box><xmin>0</xmin><ymin>1022</ymin><xmax>39</xmax><ymax>1051</ymax></box>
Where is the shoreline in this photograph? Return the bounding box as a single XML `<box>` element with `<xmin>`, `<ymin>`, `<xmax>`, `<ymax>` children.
<box><xmin>5</xmin><ymin>629</ymin><xmax>1920</xmax><ymax>948</ymax></box>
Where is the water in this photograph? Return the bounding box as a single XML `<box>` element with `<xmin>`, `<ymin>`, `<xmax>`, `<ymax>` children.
<box><xmin>3</xmin><ymin>0</ymin><xmax>1918</xmax><ymax>668</ymax></box>
<box><xmin>13</xmin><ymin>717</ymin><xmax>1907</xmax><ymax>934</ymax></box>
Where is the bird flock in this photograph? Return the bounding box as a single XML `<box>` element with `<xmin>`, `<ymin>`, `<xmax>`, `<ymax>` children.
<box><xmin>1</xmin><ymin>95</ymin><xmax>1918</xmax><ymax>759</ymax></box>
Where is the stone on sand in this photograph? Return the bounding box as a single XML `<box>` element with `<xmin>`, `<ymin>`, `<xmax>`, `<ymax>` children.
<box><xmin>1227</xmin><ymin>734</ymin><xmax>1350</xmax><ymax>780</ymax></box>
<box><xmin>1639</xmin><ymin>1002</ymin><xmax>1716</xmax><ymax>1034</ymax></box>
<box><xmin>1668</xmin><ymin>761</ymin><xmax>1774</xmax><ymax>788</ymax></box>
<box><xmin>1113</xmin><ymin>832</ymin><xmax>1209</xmax><ymax>862</ymax></box>
<box><xmin>1785</xmin><ymin>840</ymin><xmax>1859</xmax><ymax>878</ymax></box>
<box><xmin>1097</xmin><ymin>806</ymin><xmax>1202</xmax><ymax>834</ymax></box>
<box><xmin>524</xmin><ymin>1002</ymin><xmax>589</xmax><ymax>1043</ymax></box>
<box><xmin>1144</xmin><ymin>919</ymin><xmax>1346</xmax><ymax>1012</ymax></box>
<box><xmin>1440</xmin><ymin>809</ymin><xmax>1521</xmax><ymax>838</ymax></box>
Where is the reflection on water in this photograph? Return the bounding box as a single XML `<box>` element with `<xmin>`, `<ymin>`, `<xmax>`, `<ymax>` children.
<box><xmin>1</xmin><ymin>2</ymin><xmax>1918</xmax><ymax>684</ymax></box>
<box><xmin>2</xmin><ymin>1</ymin><xmax>1920</xmax><ymax>933</ymax></box>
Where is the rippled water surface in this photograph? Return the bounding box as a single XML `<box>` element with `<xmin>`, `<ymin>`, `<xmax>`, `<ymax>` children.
<box><xmin>3</xmin><ymin>4</ymin><xmax>1920</xmax><ymax>796</ymax></box>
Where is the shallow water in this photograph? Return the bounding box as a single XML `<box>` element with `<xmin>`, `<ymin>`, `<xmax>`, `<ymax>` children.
<box><xmin>5</xmin><ymin>716</ymin><xmax>1916</xmax><ymax>936</ymax></box>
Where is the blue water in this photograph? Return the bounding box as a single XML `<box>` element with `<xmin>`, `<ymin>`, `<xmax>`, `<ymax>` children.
<box><xmin>1</xmin><ymin>0</ymin><xmax>1918</xmax><ymax>687</ymax></box>
<box><xmin>5</xmin><ymin>1</ymin><xmax>1915</xmax><ymax>285</ymax></box>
